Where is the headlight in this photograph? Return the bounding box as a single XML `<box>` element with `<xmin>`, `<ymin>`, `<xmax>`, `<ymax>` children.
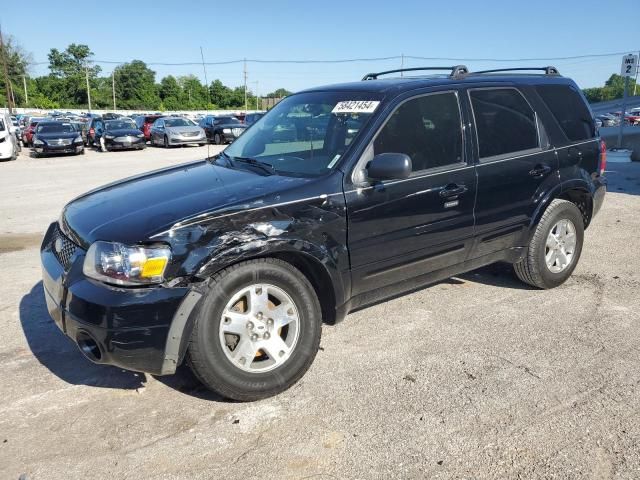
<box><xmin>33</xmin><ymin>139</ymin><xmax>44</xmax><ymax>146</ymax></box>
<box><xmin>74</xmin><ymin>136</ymin><xmax>83</xmax><ymax>143</ymax></box>
<box><xmin>83</xmin><ymin>241</ymin><xmax>171</xmax><ymax>286</ymax></box>
<box><xmin>137</xmin><ymin>133</ymin><xmax>144</xmax><ymax>138</ymax></box>
<box><xmin>223</xmin><ymin>128</ymin><xmax>231</xmax><ymax>134</ymax></box>
<box><xmin>104</xmin><ymin>134</ymin><xmax>115</xmax><ymax>139</ymax></box>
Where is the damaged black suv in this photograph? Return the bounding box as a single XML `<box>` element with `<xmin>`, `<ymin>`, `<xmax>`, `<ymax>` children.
<box><xmin>41</xmin><ymin>65</ymin><xmax>606</xmax><ymax>401</ymax></box>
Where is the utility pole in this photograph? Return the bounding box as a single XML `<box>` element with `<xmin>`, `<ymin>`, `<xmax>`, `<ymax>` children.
<box><xmin>634</xmin><ymin>50</ymin><xmax>640</xmax><ymax>97</ymax></box>
<box><xmin>252</xmin><ymin>80</ymin><xmax>259</xmax><ymax>110</ymax></box>
<box><xmin>85</xmin><ymin>66</ymin><xmax>92</xmax><ymax>112</ymax></box>
<box><xmin>243</xmin><ymin>58</ymin><xmax>248</xmax><ymax>113</ymax></box>
<box><xmin>200</xmin><ymin>47</ymin><xmax>209</xmax><ymax>107</ymax></box>
<box><xmin>112</xmin><ymin>70</ymin><xmax>116</xmax><ymax>110</ymax></box>
<box><xmin>22</xmin><ymin>75</ymin><xmax>28</xmax><ymax>106</ymax></box>
<box><xmin>0</xmin><ymin>25</ymin><xmax>15</xmax><ymax>114</ymax></box>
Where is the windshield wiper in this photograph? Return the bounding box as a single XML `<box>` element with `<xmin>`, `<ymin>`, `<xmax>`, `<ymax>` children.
<box><xmin>232</xmin><ymin>156</ymin><xmax>277</xmax><ymax>175</ymax></box>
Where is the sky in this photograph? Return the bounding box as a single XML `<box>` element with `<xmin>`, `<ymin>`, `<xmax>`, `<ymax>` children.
<box><xmin>2</xmin><ymin>0</ymin><xmax>638</xmax><ymax>95</ymax></box>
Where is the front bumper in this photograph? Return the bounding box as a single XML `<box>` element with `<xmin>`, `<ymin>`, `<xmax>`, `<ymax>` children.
<box><xmin>40</xmin><ymin>222</ymin><xmax>194</xmax><ymax>375</ymax></box>
<box><xmin>105</xmin><ymin>136</ymin><xmax>146</xmax><ymax>149</ymax></box>
<box><xmin>35</xmin><ymin>143</ymin><xmax>83</xmax><ymax>155</ymax></box>
<box><xmin>169</xmin><ymin>134</ymin><xmax>206</xmax><ymax>145</ymax></box>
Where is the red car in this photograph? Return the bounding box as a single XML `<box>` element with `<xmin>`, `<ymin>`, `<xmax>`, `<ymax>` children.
<box><xmin>22</xmin><ymin>118</ymin><xmax>45</xmax><ymax>146</ymax></box>
<box><xmin>135</xmin><ymin>115</ymin><xmax>162</xmax><ymax>141</ymax></box>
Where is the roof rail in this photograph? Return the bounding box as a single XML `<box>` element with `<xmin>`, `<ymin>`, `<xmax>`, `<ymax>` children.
<box><xmin>471</xmin><ymin>66</ymin><xmax>561</xmax><ymax>76</ymax></box>
<box><xmin>361</xmin><ymin>65</ymin><xmax>469</xmax><ymax>81</ymax></box>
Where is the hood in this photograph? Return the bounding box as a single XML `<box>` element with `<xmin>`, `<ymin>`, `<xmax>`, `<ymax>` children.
<box><xmin>36</xmin><ymin>131</ymin><xmax>78</xmax><ymax>142</ymax></box>
<box><xmin>219</xmin><ymin>123</ymin><xmax>246</xmax><ymax>129</ymax></box>
<box><xmin>105</xmin><ymin>128</ymin><xmax>143</xmax><ymax>137</ymax></box>
<box><xmin>165</xmin><ymin>125</ymin><xmax>202</xmax><ymax>134</ymax></box>
<box><xmin>62</xmin><ymin>160</ymin><xmax>312</xmax><ymax>247</ymax></box>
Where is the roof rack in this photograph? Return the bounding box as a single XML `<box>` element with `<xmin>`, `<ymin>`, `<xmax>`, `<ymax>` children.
<box><xmin>471</xmin><ymin>66</ymin><xmax>560</xmax><ymax>76</ymax></box>
<box><xmin>361</xmin><ymin>65</ymin><xmax>469</xmax><ymax>81</ymax></box>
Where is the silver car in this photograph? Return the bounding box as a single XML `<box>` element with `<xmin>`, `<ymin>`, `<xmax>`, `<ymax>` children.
<box><xmin>150</xmin><ymin>117</ymin><xmax>207</xmax><ymax>148</ymax></box>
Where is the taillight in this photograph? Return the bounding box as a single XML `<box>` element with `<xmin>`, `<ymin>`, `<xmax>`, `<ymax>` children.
<box><xmin>598</xmin><ymin>139</ymin><xmax>607</xmax><ymax>176</ymax></box>
<box><xmin>89</xmin><ymin>127</ymin><xmax>95</xmax><ymax>136</ymax></box>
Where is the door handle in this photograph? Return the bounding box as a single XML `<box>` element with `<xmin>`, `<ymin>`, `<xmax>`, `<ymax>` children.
<box><xmin>439</xmin><ymin>183</ymin><xmax>468</xmax><ymax>198</ymax></box>
<box><xmin>528</xmin><ymin>164</ymin><xmax>552</xmax><ymax>178</ymax></box>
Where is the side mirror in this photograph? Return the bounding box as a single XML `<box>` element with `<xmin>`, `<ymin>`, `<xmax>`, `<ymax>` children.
<box><xmin>367</xmin><ymin>153</ymin><xmax>412</xmax><ymax>181</ymax></box>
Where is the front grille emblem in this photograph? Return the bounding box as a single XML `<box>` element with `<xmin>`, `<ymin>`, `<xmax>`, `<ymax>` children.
<box><xmin>54</xmin><ymin>237</ymin><xmax>63</xmax><ymax>253</ymax></box>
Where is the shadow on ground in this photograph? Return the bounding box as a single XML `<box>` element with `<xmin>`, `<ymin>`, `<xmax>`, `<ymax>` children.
<box><xmin>606</xmin><ymin>162</ymin><xmax>640</xmax><ymax>196</ymax></box>
<box><xmin>19</xmin><ymin>282</ymin><xmax>146</xmax><ymax>390</ymax></box>
<box><xmin>458</xmin><ymin>262</ymin><xmax>534</xmax><ymax>290</ymax></box>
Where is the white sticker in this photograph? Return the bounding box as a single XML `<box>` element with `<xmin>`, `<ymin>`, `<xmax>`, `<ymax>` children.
<box><xmin>327</xmin><ymin>154</ymin><xmax>341</xmax><ymax>168</ymax></box>
<box><xmin>332</xmin><ymin>100</ymin><xmax>380</xmax><ymax>114</ymax></box>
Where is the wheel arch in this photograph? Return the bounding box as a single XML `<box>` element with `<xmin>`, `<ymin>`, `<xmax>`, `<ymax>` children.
<box><xmin>162</xmin><ymin>242</ymin><xmax>345</xmax><ymax>374</ymax></box>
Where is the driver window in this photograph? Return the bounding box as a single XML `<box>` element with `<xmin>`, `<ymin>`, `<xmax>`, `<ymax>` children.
<box><xmin>373</xmin><ymin>92</ymin><xmax>464</xmax><ymax>173</ymax></box>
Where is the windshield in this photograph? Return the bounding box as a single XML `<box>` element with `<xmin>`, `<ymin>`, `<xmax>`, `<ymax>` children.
<box><xmin>164</xmin><ymin>118</ymin><xmax>195</xmax><ymax>127</ymax></box>
<box><xmin>0</xmin><ymin>120</ymin><xmax>4</xmax><ymax>131</ymax></box>
<box><xmin>105</xmin><ymin>120</ymin><xmax>137</xmax><ymax>130</ymax></box>
<box><xmin>224</xmin><ymin>92</ymin><xmax>381</xmax><ymax>176</ymax></box>
<box><xmin>218</xmin><ymin>117</ymin><xmax>240</xmax><ymax>125</ymax></box>
<box><xmin>36</xmin><ymin>123</ymin><xmax>74</xmax><ymax>134</ymax></box>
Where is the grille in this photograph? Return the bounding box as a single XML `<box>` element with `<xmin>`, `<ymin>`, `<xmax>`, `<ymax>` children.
<box><xmin>231</xmin><ymin>128</ymin><xmax>244</xmax><ymax>137</ymax></box>
<box><xmin>51</xmin><ymin>224</ymin><xmax>80</xmax><ymax>270</ymax></box>
<box><xmin>180</xmin><ymin>131</ymin><xmax>200</xmax><ymax>137</ymax></box>
<box><xmin>52</xmin><ymin>138</ymin><xmax>72</xmax><ymax>146</ymax></box>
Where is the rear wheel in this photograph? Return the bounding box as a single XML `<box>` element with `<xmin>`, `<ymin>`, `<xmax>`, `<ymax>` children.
<box><xmin>514</xmin><ymin>199</ymin><xmax>584</xmax><ymax>289</ymax></box>
<box><xmin>214</xmin><ymin>133</ymin><xmax>222</xmax><ymax>145</ymax></box>
<box><xmin>187</xmin><ymin>258</ymin><xmax>322</xmax><ymax>401</ymax></box>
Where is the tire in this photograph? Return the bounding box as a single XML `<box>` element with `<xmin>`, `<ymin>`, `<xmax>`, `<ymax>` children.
<box><xmin>514</xmin><ymin>199</ymin><xmax>584</xmax><ymax>289</ymax></box>
<box><xmin>214</xmin><ymin>133</ymin><xmax>222</xmax><ymax>145</ymax></box>
<box><xmin>187</xmin><ymin>258</ymin><xmax>322</xmax><ymax>401</ymax></box>
<box><xmin>163</xmin><ymin>135</ymin><xmax>169</xmax><ymax>148</ymax></box>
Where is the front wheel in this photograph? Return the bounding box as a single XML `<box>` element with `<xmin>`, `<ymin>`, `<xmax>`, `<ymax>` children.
<box><xmin>187</xmin><ymin>258</ymin><xmax>322</xmax><ymax>401</ymax></box>
<box><xmin>514</xmin><ymin>199</ymin><xmax>584</xmax><ymax>289</ymax></box>
<box><xmin>214</xmin><ymin>133</ymin><xmax>223</xmax><ymax>145</ymax></box>
<box><xmin>163</xmin><ymin>135</ymin><xmax>169</xmax><ymax>148</ymax></box>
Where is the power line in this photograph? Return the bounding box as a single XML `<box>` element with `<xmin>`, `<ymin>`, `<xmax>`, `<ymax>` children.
<box><xmin>28</xmin><ymin>50</ymin><xmax>638</xmax><ymax>67</ymax></box>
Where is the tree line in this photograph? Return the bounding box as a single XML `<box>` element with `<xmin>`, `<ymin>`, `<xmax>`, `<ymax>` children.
<box><xmin>0</xmin><ymin>38</ymin><xmax>292</xmax><ymax>111</ymax></box>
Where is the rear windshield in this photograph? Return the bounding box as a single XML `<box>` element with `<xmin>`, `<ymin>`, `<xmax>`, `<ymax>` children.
<box><xmin>36</xmin><ymin>123</ymin><xmax>74</xmax><ymax>134</ymax></box>
<box><xmin>536</xmin><ymin>85</ymin><xmax>595</xmax><ymax>142</ymax></box>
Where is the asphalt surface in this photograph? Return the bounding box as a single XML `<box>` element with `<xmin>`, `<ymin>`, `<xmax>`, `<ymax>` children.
<box><xmin>1</xmin><ymin>146</ymin><xmax>640</xmax><ymax>479</ymax></box>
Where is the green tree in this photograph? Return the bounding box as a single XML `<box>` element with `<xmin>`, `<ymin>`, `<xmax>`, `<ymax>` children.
<box><xmin>47</xmin><ymin>43</ymin><xmax>101</xmax><ymax>107</ymax></box>
<box><xmin>582</xmin><ymin>74</ymin><xmax>637</xmax><ymax>103</ymax></box>
<box><xmin>178</xmin><ymin>75</ymin><xmax>209</xmax><ymax>109</ymax></box>
<box><xmin>114</xmin><ymin>60</ymin><xmax>160</xmax><ymax>109</ymax></box>
<box><xmin>210</xmin><ymin>79</ymin><xmax>232</xmax><ymax>108</ymax></box>
<box><xmin>266</xmin><ymin>87</ymin><xmax>292</xmax><ymax>98</ymax></box>
<box><xmin>0</xmin><ymin>33</ymin><xmax>32</xmax><ymax>107</ymax></box>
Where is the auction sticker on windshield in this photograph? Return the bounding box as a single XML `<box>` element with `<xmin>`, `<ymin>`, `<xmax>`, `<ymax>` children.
<box><xmin>332</xmin><ymin>100</ymin><xmax>380</xmax><ymax>114</ymax></box>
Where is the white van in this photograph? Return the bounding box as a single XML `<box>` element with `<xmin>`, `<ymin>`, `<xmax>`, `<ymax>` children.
<box><xmin>0</xmin><ymin>112</ymin><xmax>19</xmax><ymax>161</ymax></box>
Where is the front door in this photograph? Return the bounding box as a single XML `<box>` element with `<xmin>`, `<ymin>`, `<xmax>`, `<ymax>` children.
<box><xmin>346</xmin><ymin>90</ymin><xmax>477</xmax><ymax>296</ymax></box>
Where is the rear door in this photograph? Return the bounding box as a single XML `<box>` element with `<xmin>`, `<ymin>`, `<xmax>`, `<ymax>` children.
<box><xmin>466</xmin><ymin>86</ymin><xmax>558</xmax><ymax>257</ymax></box>
<box><xmin>534</xmin><ymin>84</ymin><xmax>599</xmax><ymax>181</ymax></box>
<box><xmin>346</xmin><ymin>89</ymin><xmax>477</xmax><ymax>296</ymax></box>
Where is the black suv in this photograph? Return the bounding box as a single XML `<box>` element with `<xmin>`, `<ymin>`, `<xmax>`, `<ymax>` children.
<box><xmin>41</xmin><ymin>65</ymin><xmax>606</xmax><ymax>401</ymax></box>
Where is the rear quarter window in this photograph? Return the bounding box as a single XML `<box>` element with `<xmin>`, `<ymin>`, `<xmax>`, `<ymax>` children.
<box><xmin>536</xmin><ymin>85</ymin><xmax>595</xmax><ymax>142</ymax></box>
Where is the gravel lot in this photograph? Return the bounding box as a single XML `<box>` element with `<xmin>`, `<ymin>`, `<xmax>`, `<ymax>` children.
<box><xmin>1</xmin><ymin>146</ymin><xmax>640</xmax><ymax>479</ymax></box>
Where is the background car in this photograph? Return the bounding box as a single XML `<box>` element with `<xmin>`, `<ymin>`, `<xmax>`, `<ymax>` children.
<box><xmin>135</xmin><ymin>114</ymin><xmax>163</xmax><ymax>141</ymax></box>
<box><xmin>596</xmin><ymin>114</ymin><xmax>619</xmax><ymax>127</ymax></box>
<box><xmin>32</xmin><ymin>121</ymin><xmax>84</xmax><ymax>157</ymax></box>
<box><xmin>99</xmin><ymin>118</ymin><xmax>146</xmax><ymax>151</ymax></box>
<box><xmin>150</xmin><ymin>117</ymin><xmax>206</xmax><ymax>148</ymax></box>
<box><xmin>70</xmin><ymin>121</ymin><xmax>88</xmax><ymax>145</ymax></box>
<box><xmin>22</xmin><ymin>117</ymin><xmax>46</xmax><ymax>146</ymax></box>
<box><xmin>199</xmin><ymin>115</ymin><xmax>247</xmax><ymax>144</ymax></box>
<box><xmin>0</xmin><ymin>112</ymin><xmax>20</xmax><ymax>161</ymax></box>
<box><xmin>244</xmin><ymin>112</ymin><xmax>265</xmax><ymax>126</ymax></box>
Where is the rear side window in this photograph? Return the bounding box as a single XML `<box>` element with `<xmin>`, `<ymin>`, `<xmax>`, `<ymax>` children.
<box><xmin>536</xmin><ymin>85</ymin><xmax>595</xmax><ymax>142</ymax></box>
<box><xmin>469</xmin><ymin>88</ymin><xmax>539</xmax><ymax>160</ymax></box>
<box><xmin>374</xmin><ymin>92</ymin><xmax>463</xmax><ymax>172</ymax></box>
